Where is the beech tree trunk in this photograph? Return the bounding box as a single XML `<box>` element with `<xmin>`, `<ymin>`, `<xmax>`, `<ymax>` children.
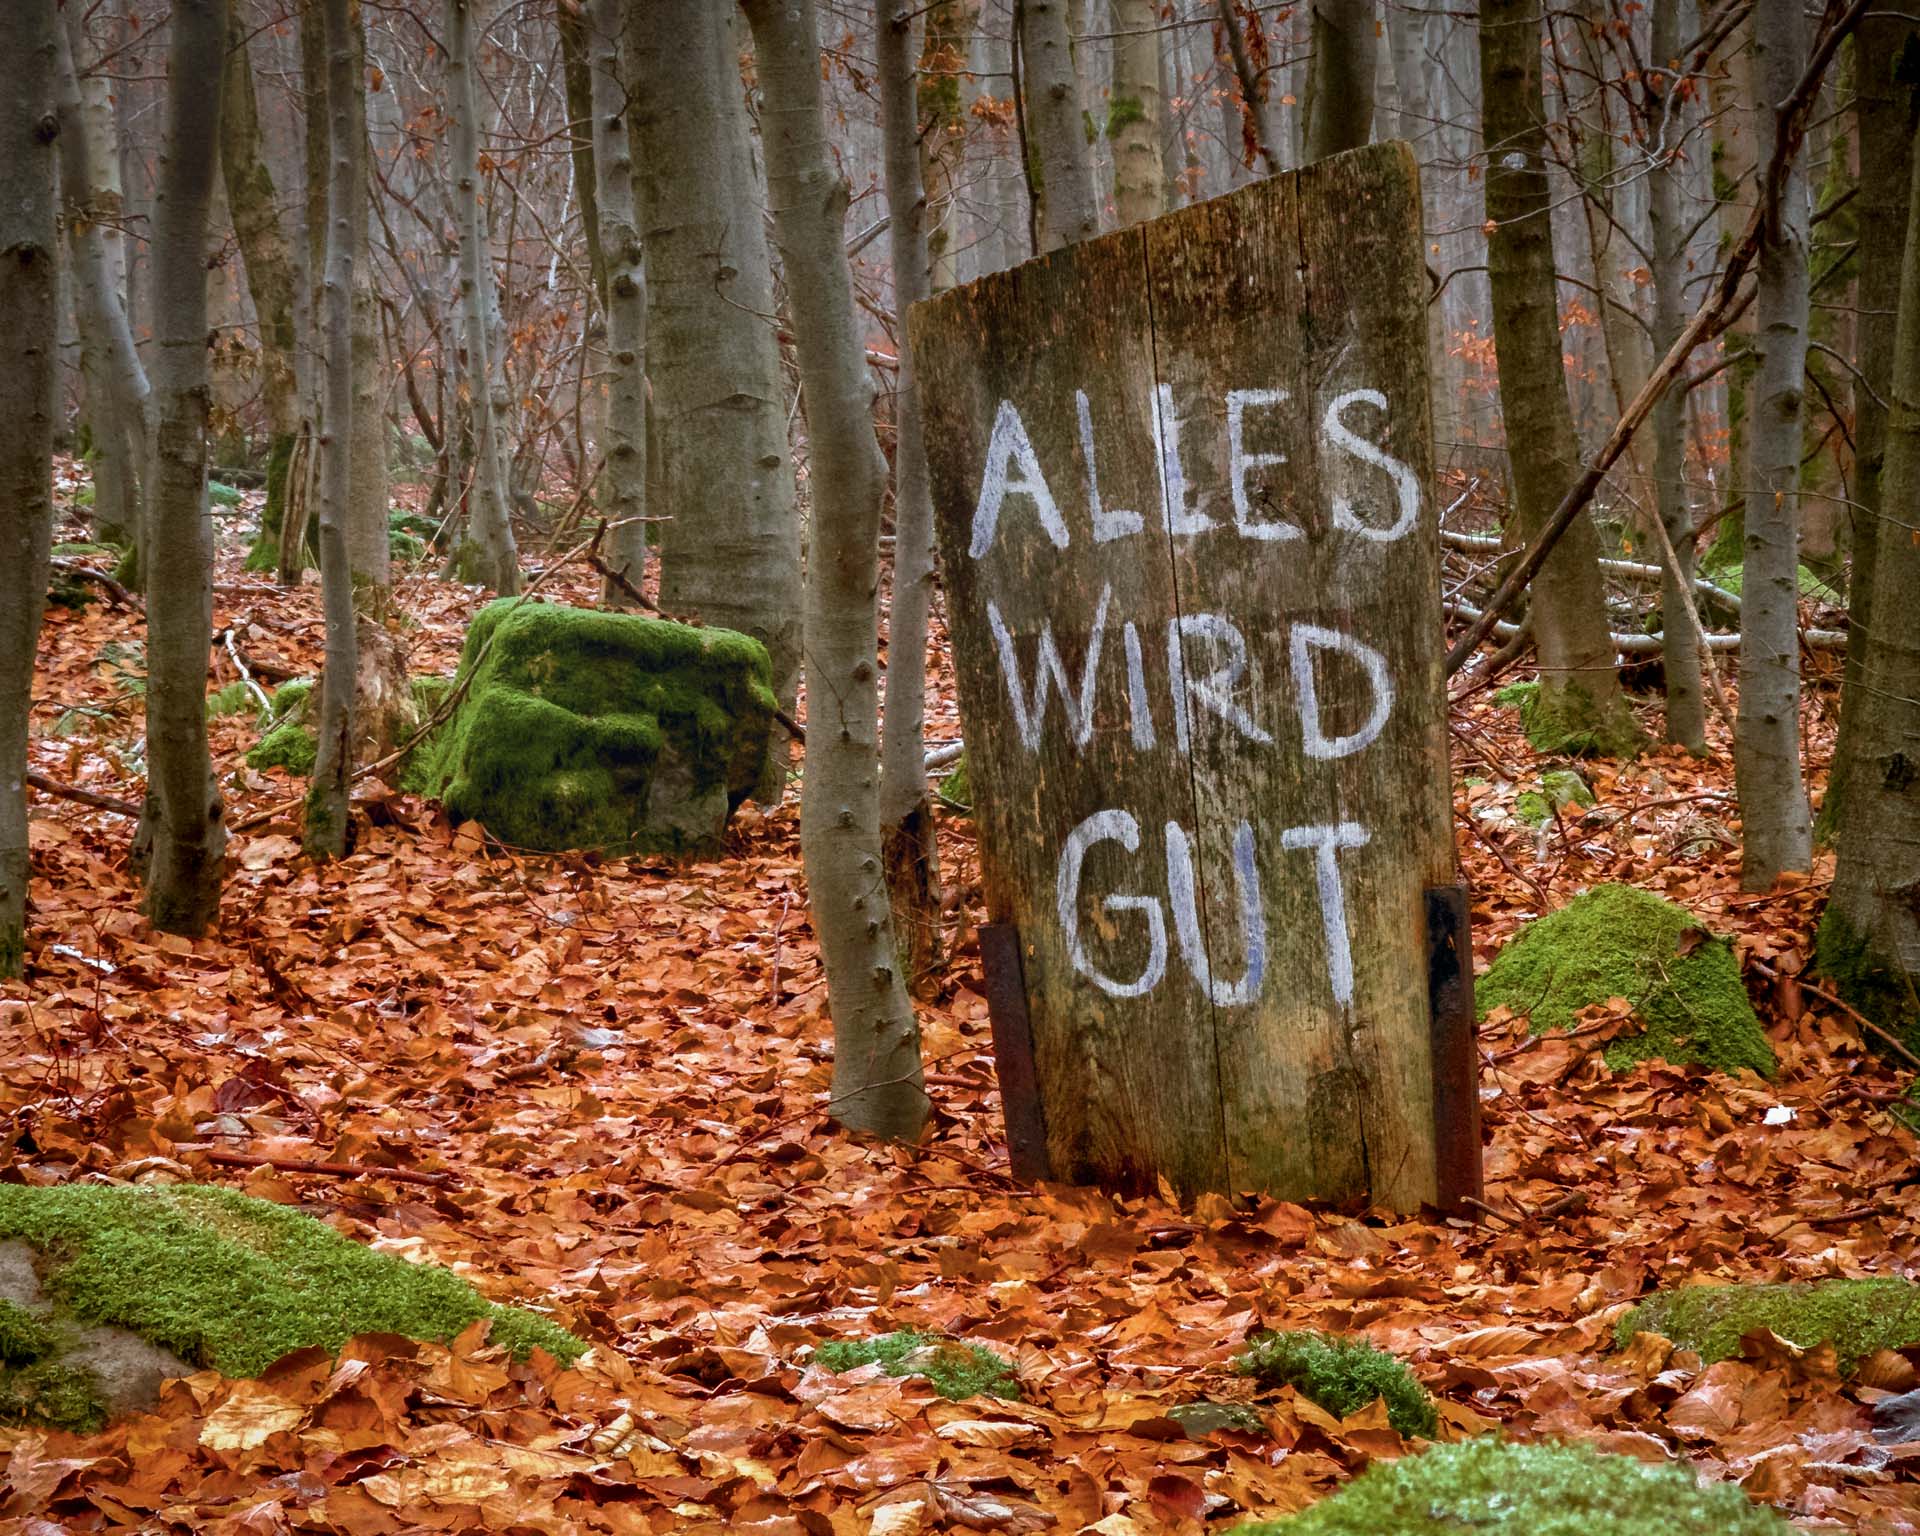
<box><xmin>631</xmin><ymin>0</ymin><xmax>801</xmax><ymax>801</ymax></box>
<box><xmin>1826</xmin><ymin>9</ymin><xmax>1918</xmax><ymax>838</ymax></box>
<box><xmin>1479</xmin><ymin>0</ymin><xmax>1638</xmax><ymax>754</ymax></box>
<box><xmin>1735</xmin><ymin>0</ymin><xmax>1813</xmax><ymax>888</ymax></box>
<box><xmin>1303</xmin><ymin>0</ymin><xmax>1377</xmax><ymax>162</ymax></box>
<box><xmin>54</xmin><ymin>13</ymin><xmax>148</xmax><ymax>556</ymax></box>
<box><xmin>741</xmin><ymin>0</ymin><xmax>928</xmax><ymax>1142</ymax></box>
<box><xmin>919</xmin><ymin>0</ymin><xmax>979</xmax><ymax>293</ymax></box>
<box><xmin>1018</xmin><ymin>0</ymin><xmax>1099</xmax><ymax>249</ymax></box>
<box><xmin>589</xmin><ymin>0</ymin><xmax>647</xmax><ymax>603</ymax></box>
<box><xmin>0</xmin><ymin>0</ymin><xmax>58</xmax><ymax>977</ymax></box>
<box><xmin>1646</xmin><ymin>2</ymin><xmax>1706</xmax><ymax>753</ymax></box>
<box><xmin>307</xmin><ymin>0</ymin><xmax>360</xmax><ymax>860</ymax></box>
<box><xmin>221</xmin><ymin>5</ymin><xmax>301</xmax><ymax>571</ymax></box>
<box><xmin>139</xmin><ymin>0</ymin><xmax>228</xmax><ymax>935</ymax></box>
<box><xmin>1820</xmin><ymin>88</ymin><xmax>1920</xmax><ymax>1051</ymax></box>
<box><xmin>877</xmin><ymin>2</ymin><xmax>943</xmax><ymax>985</ymax></box>
<box><xmin>1109</xmin><ymin>0</ymin><xmax>1166</xmax><ymax>227</ymax></box>
<box><xmin>446</xmin><ymin>0</ymin><xmax>520</xmax><ymax>594</ymax></box>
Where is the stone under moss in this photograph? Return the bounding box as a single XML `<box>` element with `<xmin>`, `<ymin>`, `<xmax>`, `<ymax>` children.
<box><xmin>813</xmin><ymin>1329</ymin><xmax>1020</xmax><ymax>1401</ymax></box>
<box><xmin>936</xmin><ymin>753</ymin><xmax>972</xmax><ymax>814</ymax></box>
<box><xmin>1619</xmin><ymin>1278</ymin><xmax>1920</xmax><ymax>1370</ymax></box>
<box><xmin>1517</xmin><ymin>767</ymin><xmax>1596</xmax><ymax>828</ymax></box>
<box><xmin>1476</xmin><ymin>884</ymin><xmax>1776</xmax><ymax>1078</ymax></box>
<box><xmin>246</xmin><ymin>679</ymin><xmax>317</xmax><ymax>778</ymax></box>
<box><xmin>1234</xmin><ymin>1330</ymin><xmax>1436</xmax><ymax>1438</ymax></box>
<box><xmin>1229</xmin><ymin>1437</ymin><xmax>1790</xmax><ymax>1535</ymax></box>
<box><xmin>1495</xmin><ymin>679</ymin><xmax>1645</xmax><ymax>759</ymax></box>
<box><xmin>418</xmin><ymin>598</ymin><xmax>775</xmax><ymax>856</ymax></box>
<box><xmin>0</xmin><ymin>1184</ymin><xmax>583</xmax><ymax>1397</ymax></box>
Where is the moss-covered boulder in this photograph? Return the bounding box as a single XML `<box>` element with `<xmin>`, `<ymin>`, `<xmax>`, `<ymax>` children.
<box><xmin>1517</xmin><ymin>768</ymin><xmax>1596</xmax><ymax>828</ymax></box>
<box><xmin>246</xmin><ymin>678</ymin><xmax>317</xmax><ymax>777</ymax></box>
<box><xmin>1494</xmin><ymin>679</ymin><xmax>1644</xmax><ymax>759</ymax></box>
<box><xmin>813</xmin><ymin>1329</ymin><xmax>1020</xmax><ymax>1401</ymax></box>
<box><xmin>419</xmin><ymin>599</ymin><xmax>775</xmax><ymax>856</ymax></box>
<box><xmin>1619</xmin><ymin>1278</ymin><xmax>1920</xmax><ymax>1370</ymax></box>
<box><xmin>1234</xmin><ymin>1330</ymin><xmax>1435</xmax><ymax>1438</ymax></box>
<box><xmin>0</xmin><ymin>1183</ymin><xmax>583</xmax><ymax>1430</ymax></box>
<box><xmin>1476</xmin><ymin>884</ymin><xmax>1775</xmax><ymax>1077</ymax></box>
<box><xmin>1229</xmin><ymin>1437</ymin><xmax>1790</xmax><ymax>1534</ymax></box>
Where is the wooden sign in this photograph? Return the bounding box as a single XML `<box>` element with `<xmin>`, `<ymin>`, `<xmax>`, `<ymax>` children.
<box><xmin>909</xmin><ymin>144</ymin><xmax>1475</xmax><ymax>1210</ymax></box>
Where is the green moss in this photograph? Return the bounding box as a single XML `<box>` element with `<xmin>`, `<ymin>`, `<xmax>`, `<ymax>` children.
<box><xmin>1105</xmin><ymin>93</ymin><xmax>1146</xmax><ymax>137</ymax></box>
<box><xmin>398</xmin><ymin>676</ymin><xmax>456</xmax><ymax>796</ymax></box>
<box><xmin>1477</xmin><ymin>885</ymin><xmax>1775</xmax><ymax>1077</ymax></box>
<box><xmin>248</xmin><ymin>718</ymin><xmax>316</xmax><ymax>777</ymax></box>
<box><xmin>1229</xmin><ymin>1437</ymin><xmax>1790</xmax><ymax>1535</ymax></box>
<box><xmin>1518</xmin><ymin>768</ymin><xmax>1596</xmax><ymax>827</ymax></box>
<box><xmin>1167</xmin><ymin>1400</ymin><xmax>1265</xmax><ymax>1437</ymax></box>
<box><xmin>266</xmin><ymin>678</ymin><xmax>313</xmax><ymax>722</ymax></box>
<box><xmin>1233</xmin><ymin>1331</ymin><xmax>1436</xmax><ymax>1439</ymax></box>
<box><xmin>1494</xmin><ymin>679</ymin><xmax>1644</xmax><ymax>758</ymax></box>
<box><xmin>0</xmin><ymin>1184</ymin><xmax>583</xmax><ymax>1380</ymax></box>
<box><xmin>936</xmin><ymin>753</ymin><xmax>971</xmax><ymax>814</ymax></box>
<box><xmin>0</xmin><ymin>1360</ymin><xmax>106</xmax><ymax>1434</ymax></box>
<box><xmin>206</xmin><ymin>681</ymin><xmax>263</xmax><ymax>722</ymax></box>
<box><xmin>207</xmin><ymin>481</ymin><xmax>243</xmax><ymax>508</ymax></box>
<box><xmin>1815</xmin><ymin>905</ymin><xmax>1920</xmax><ymax>1056</ymax></box>
<box><xmin>0</xmin><ymin>1300</ymin><xmax>54</xmax><ymax>1365</ymax></box>
<box><xmin>1620</xmin><ymin>1278</ymin><xmax>1920</xmax><ymax>1370</ymax></box>
<box><xmin>246</xmin><ymin>432</ymin><xmax>300</xmax><ymax>574</ymax></box>
<box><xmin>814</xmin><ymin>1329</ymin><xmax>1020</xmax><ymax>1402</ymax></box>
<box><xmin>418</xmin><ymin>599</ymin><xmax>776</xmax><ymax>856</ymax></box>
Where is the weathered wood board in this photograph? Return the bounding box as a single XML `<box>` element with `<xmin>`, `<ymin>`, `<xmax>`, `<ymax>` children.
<box><xmin>909</xmin><ymin>143</ymin><xmax>1463</xmax><ymax>1209</ymax></box>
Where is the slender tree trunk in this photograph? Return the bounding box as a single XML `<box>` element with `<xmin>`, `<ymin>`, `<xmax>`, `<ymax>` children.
<box><xmin>1705</xmin><ymin>14</ymin><xmax>1756</xmax><ymax>566</ymax></box>
<box><xmin>1479</xmin><ymin>0</ymin><xmax>1639</xmax><ymax>754</ymax></box>
<box><xmin>589</xmin><ymin>0</ymin><xmax>646</xmax><ymax>604</ymax></box>
<box><xmin>1735</xmin><ymin>0</ymin><xmax>1813</xmax><ymax>888</ymax></box>
<box><xmin>1303</xmin><ymin>0</ymin><xmax>1376</xmax><ymax>162</ymax></box>
<box><xmin>445</xmin><ymin>0</ymin><xmax>520</xmax><ymax>594</ymax></box>
<box><xmin>919</xmin><ymin>1</ymin><xmax>979</xmax><ymax>292</ymax></box>
<box><xmin>140</xmin><ymin>0</ymin><xmax>228</xmax><ymax>935</ymax></box>
<box><xmin>54</xmin><ymin>14</ymin><xmax>148</xmax><ymax>555</ymax></box>
<box><xmin>1820</xmin><ymin>90</ymin><xmax>1920</xmax><ymax>1049</ymax></box>
<box><xmin>742</xmin><ymin>0</ymin><xmax>927</xmax><ymax>1143</ymax></box>
<box><xmin>307</xmin><ymin>0</ymin><xmax>360</xmax><ymax>860</ymax></box>
<box><xmin>0</xmin><ymin>0</ymin><xmax>58</xmax><ymax>977</ymax></box>
<box><xmin>1825</xmin><ymin>10</ymin><xmax>1918</xmax><ymax>839</ymax></box>
<box><xmin>346</xmin><ymin>7</ymin><xmax>389</xmax><ymax>603</ymax></box>
<box><xmin>556</xmin><ymin>1</ymin><xmax>604</xmax><ymax>304</ymax></box>
<box><xmin>631</xmin><ymin>0</ymin><xmax>802</xmax><ymax>801</ymax></box>
<box><xmin>1019</xmin><ymin>0</ymin><xmax>1099</xmax><ymax>249</ymax></box>
<box><xmin>877</xmin><ymin>2</ymin><xmax>943</xmax><ymax>986</ymax></box>
<box><xmin>1109</xmin><ymin>0</ymin><xmax>1166</xmax><ymax>227</ymax></box>
<box><xmin>222</xmin><ymin>5</ymin><xmax>301</xmax><ymax>573</ymax></box>
<box><xmin>1647</xmin><ymin>2</ymin><xmax>1706</xmax><ymax>753</ymax></box>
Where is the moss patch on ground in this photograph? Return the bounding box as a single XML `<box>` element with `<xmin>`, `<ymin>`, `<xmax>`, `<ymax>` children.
<box><xmin>1517</xmin><ymin>768</ymin><xmax>1596</xmax><ymax>827</ymax></box>
<box><xmin>418</xmin><ymin>598</ymin><xmax>776</xmax><ymax>856</ymax></box>
<box><xmin>246</xmin><ymin>679</ymin><xmax>317</xmax><ymax>778</ymax></box>
<box><xmin>1233</xmin><ymin>1330</ymin><xmax>1436</xmax><ymax>1438</ymax></box>
<box><xmin>1476</xmin><ymin>884</ymin><xmax>1775</xmax><ymax>1077</ymax></box>
<box><xmin>1495</xmin><ymin>679</ymin><xmax>1644</xmax><ymax>758</ymax></box>
<box><xmin>0</xmin><ymin>1184</ymin><xmax>583</xmax><ymax>1386</ymax></box>
<box><xmin>814</xmin><ymin>1329</ymin><xmax>1020</xmax><ymax>1401</ymax></box>
<box><xmin>1229</xmin><ymin>1436</ymin><xmax>1789</xmax><ymax>1534</ymax></box>
<box><xmin>1619</xmin><ymin>1278</ymin><xmax>1920</xmax><ymax>1369</ymax></box>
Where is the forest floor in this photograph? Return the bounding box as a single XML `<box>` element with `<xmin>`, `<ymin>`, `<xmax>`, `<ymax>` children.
<box><xmin>2</xmin><ymin>478</ymin><xmax>1918</xmax><ymax>1533</ymax></box>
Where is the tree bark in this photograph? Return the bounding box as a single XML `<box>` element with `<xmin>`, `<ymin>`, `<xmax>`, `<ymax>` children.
<box><xmin>1820</xmin><ymin>80</ymin><xmax>1920</xmax><ymax>1050</ymax></box>
<box><xmin>445</xmin><ymin>0</ymin><xmax>520</xmax><ymax>594</ymax></box>
<box><xmin>741</xmin><ymin>0</ymin><xmax>928</xmax><ymax>1142</ymax></box>
<box><xmin>1478</xmin><ymin>0</ymin><xmax>1639</xmax><ymax>754</ymax></box>
<box><xmin>1303</xmin><ymin>0</ymin><xmax>1376</xmax><ymax>162</ymax></box>
<box><xmin>222</xmin><ymin>5</ymin><xmax>302</xmax><ymax>573</ymax></box>
<box><xmin>1019</xmin><ymin>0</ymin><xmax>1099</xmax><ymax>249</ymax></box>
<box><xmin>631</xmin><ymin>0</ymin><xmax>802</xmax><ymax>801</ymax></box>
<box><xmin>306</xmin><ymin>0</ymin><xmax>360</xmax><ymax>860</ymax></box>
<box><xmin>589</xmin><ymin>0</ymin><xmax>646</xmax><ymax>604</ymax></box>
<box><xmin>877</xmin><ymin>2</ymin><xmax>943</xmax><ymax>986</ymax></box>
<box><xmin>1646</xmin><ymin>1</ymin><xmax>1706</xmax><ymax>753</ymax></box>
<box><xmin>1825</xmin><ymin>10</ymin><xmax>1918</xmax><ymax>839</ymax></box>
<box><xmin>140</xmin><ymin>0</ymin><xmax>228</xmax><ymax>935</ymax></box>
<box><xmin>1109</xmin><ymin>0</ymin><xmax>1166</xmax><ymax>227</ymax></box>
<box><xmin>347</xmin><ymin>6</ymin><xmax>389</xmax><ymax>602</ymax></box>
<box><xmin>919</xmin><ymin>0</ymin><xmax>979</xmax><ymax>292</ymax></box>
<box><xmin>555</xmin><ymin>1</ymin><xmax>604</xmax><ymax>304</ymax></box>
<box><xmin>1735</xmin><ymin>0</ymin><xmax>1814</xmax><ymax>888</ymax></box>
<box><xmin>0</xmin><ymin>0</ymin><xmax>58</xmax><ymax>977</ymax></box>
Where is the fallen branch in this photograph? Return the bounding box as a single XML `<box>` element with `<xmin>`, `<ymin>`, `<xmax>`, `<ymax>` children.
<box><xmin>219</xmin><ymin>627</ymin><xmax>272</xmax><ymax>714</ymax></box>
<box><xmin>201</xmin><ymin>1148</ymin><xmax>457</xmax><ymax>1187</ymax></box>
<box><xmin>26</xmin><ymin>771</ymin><xmax>141</xmax><ymax>819</ymax></box>
<box><xmin>1443</xmin><ymin>598</ymin><xmax>1843</xmax><ymax>654</ymax></box>
<box><xmin>1439</xmin><ymin>528</ymin><xmax>1743</xmax><ymax>609</ymax></box>
<box><xmin>1746</xmin><ymin>956</ymin><xmax>1920</xmax><ymax>1072</ymax></box>
<box><xmin>49</xmin><ymin>558</ymin><xmax>136</xmax><ymax>609</ymax></box>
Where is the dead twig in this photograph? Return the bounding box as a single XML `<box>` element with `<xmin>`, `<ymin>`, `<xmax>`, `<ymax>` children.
<box><xmin>1747</xmin><ymin>956</ymin><xmax>1920</xmax><ymax>1072</ymax></box>
<box><xmin>200</xmin><ymin>1148</ymin><xmax>457</xmax><ymax>1187</ymax></box>
<box><xmin>26</xmin><ymin>771</ymin><xmax>141</xmax><ymax>819</ymax></box>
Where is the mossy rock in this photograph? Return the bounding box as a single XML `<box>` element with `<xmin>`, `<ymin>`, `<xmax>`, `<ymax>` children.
<box><xmin>813</xmin><ymin>1329</ymin><xmax>1019</xmax><ymax>1401</ymax></box>
<box><xmin>1167</xmin><ymin>1399</ymin><xmax>1265</xmax><ymax>1437</ymax></box>
<box><xmin>1517</xmin><ymin>768</ymin><xmax>1596</xmax><ymax>828</ymax></box>
<box><xmin>1234</xmin><ymin>1330</ymin><xmax>1435</xmax><ymax>1438</ymax></box>
<box><xmin>0</xmin><ymin>1183</ymin><xmax>583</xmax><ymax>1430</ymax></box>
<box><xmin>1494</xmin><ymin>679</ymin><xmax>1644</xmax><ymax>759</ymax></box>
<box><xmin>936</xmin><ymin>753</ymin><xmax>972</xmax><ymax>814</ymax></box>
<box><xmin>1229</xmin><ymin>1437</ymin><xmax>1790</xmax><ymax>1535</ymax></box>
<box><xmin>1476</xmin><ymin>884</ymin><xmax>1775</xmax><ymax>1078</ymax></box>
<box><xmin>417</xmin><ymin>598</ymin><xmax>775</xmax><ymax>856</ymax></box>
<box><xmin>207</xmin><ymin>481</ymin><xmax>243</xmax><ymax>508</ymax></box>
<box><xmin>1619</xmin><ymin>1278</ymin><xmax>1920</xmax><ymax>1370</ymax></box>
<box><xmin>246</xmin><ymin>678</ymin><xmax>317</xmax><ymax>777</ymax></box>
